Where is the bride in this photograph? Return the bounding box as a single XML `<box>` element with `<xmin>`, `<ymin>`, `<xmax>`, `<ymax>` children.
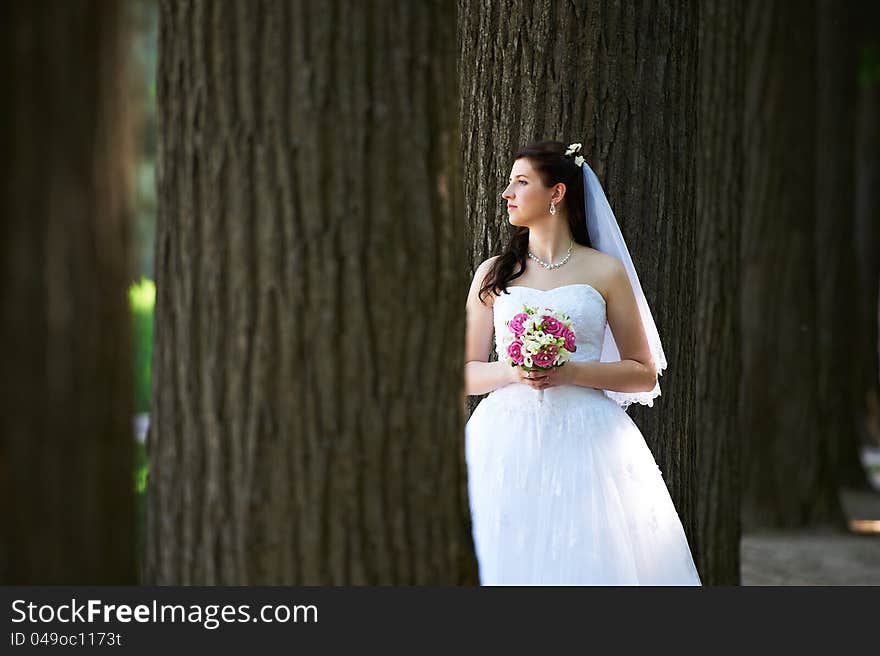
<box><xmin>464</xmin><ymin>140</ymin><xmax>702</xmax><ymax>585</ymax></box>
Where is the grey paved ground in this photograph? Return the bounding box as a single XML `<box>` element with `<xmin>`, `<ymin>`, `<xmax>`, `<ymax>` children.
<box><xmin>740</xmin><ymin>487</ymin><xmax>880</xmax><ymax>585</ymax></box>
<box><xmin>741</xmin><ymin>528</ymin><xmax>880</xmax><ymax>585</ymax></box>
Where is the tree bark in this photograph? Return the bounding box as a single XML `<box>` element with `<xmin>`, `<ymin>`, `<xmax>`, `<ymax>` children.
<box><xmin>0</xmin><ymin>0</ymin><xmax>135</xmax><ymax>584</ymax></box>
<box><xmin>459</xmin><ymin>0</ymin><xmax>707</xmax><ymax>573</ymax></box>
<box><xmin>853</xmin><ymin>4</ymin><xmax>880</xmax><ymax>458</ymax></box>
<box><xmin>695</xmin><ymin>0</ymin><xmax>743</xmax><ymax>585</ymax></box>
<box><xmin>145</xmin><ymin>0</ymin><xmax>474</xmax><ymax>585</ymax></box>
<box><xmin>741</xmin><ymin>0</ymin><xmax>844</xmax><ymax>528</ymax></box>
<box><xmin>814</xmin><ymin>0</ymin><xmax>865</xmax><ymax>490</ymax></box>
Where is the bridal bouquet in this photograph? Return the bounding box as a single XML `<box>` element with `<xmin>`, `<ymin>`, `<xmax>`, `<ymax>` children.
<box><xmin>501</xmin><ymin>304</ymin><xmax>577</xmax><ymax>374</ymax></box>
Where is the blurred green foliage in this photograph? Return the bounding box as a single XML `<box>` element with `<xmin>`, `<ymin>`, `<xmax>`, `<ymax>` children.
<box><xmin>129</xmin><ymin>277</ymin><xmax>155</xmax><ymax>415</ymax></box>
<box><xmin>129</xmin><ymin>276</ymin><xmax>153</xmax><ymax>580</ymax></box>
<box><xmin>134</xmin><ymin>439</ymin><xmax>148</xmax><ymax>580</ymax></box>
<box><xmin>858</xmin><ymin>44</ymin><xmax>880</xmax><ymax>88</ymax></box>
<box><xmin>130</xmin><ymin>0</ymin><xmax>157</xmax><ymax>583</ymax></box>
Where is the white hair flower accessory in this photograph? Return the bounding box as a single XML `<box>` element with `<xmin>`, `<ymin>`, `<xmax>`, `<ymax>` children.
<box><xmin>565</xmin><ymin>142</ymin><xmax>585</xmax><ymax>167</ymax></box>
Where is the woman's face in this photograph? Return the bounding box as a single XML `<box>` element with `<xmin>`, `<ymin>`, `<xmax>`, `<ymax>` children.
<box><xmin>501</xmin><ymin>158</ymin><xmax>560</xmax><ymax>227</ymax></box>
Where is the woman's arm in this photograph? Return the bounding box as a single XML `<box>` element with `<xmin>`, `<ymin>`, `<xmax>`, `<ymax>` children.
<box><xmin>561</xmin><ymin>359</ymin><xmax>656</xmax><ymax>393</ymax></box>
<box><xmin>465</xmin><ymin>360</ymin><xmax>517</xmax><ymax>397</ymax></box>
<box><xmin>463</xmin><ymin>257</ymin><xmax>518</xmax><ymax>396</ymax></box>
<box><xmin>546</xmin><ymin>257</ymin><xmax>657</xmax><ymax>393</ymax></box>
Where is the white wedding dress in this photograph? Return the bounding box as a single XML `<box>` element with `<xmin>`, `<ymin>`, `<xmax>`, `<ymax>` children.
<box><xmin>465</xmin><ymin>284</ymin><xmax>702</xmax><ymax>585</ymax></box>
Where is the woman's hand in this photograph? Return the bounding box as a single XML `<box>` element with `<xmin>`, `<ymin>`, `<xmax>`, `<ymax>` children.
<box><xmin>513</xmin><ymin>366</ymin><xmax>553</xmax><ymax>390</ymax></box>
<box><xmin>513</xmin><ymin>364</ymin><xmax>576</xmax><ymax>389</ymax></box>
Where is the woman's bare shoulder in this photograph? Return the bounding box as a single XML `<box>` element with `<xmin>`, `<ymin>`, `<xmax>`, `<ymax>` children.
<box><xmin>470</xmin><ymin>255</ymin><xmax>502</xmax><ymax>307</ymax></box>
<box><xmin>477</xmin><ymin>254</ymin><xmax>501</xmax><ymax>271</ymax></box>
<box><xmin>473</xmin><ymin>255</ymin><xmax>502</xmax><ymax>286</ymax></box>
<box><xmin>576</xmin><ymin>246</ymin><xmax>624</xmax><ymax>295</ymax></box>
<box><xmin>592</xmin><ymin>249</ymin><xmax>625</xmax><ymax>275</ymax></box>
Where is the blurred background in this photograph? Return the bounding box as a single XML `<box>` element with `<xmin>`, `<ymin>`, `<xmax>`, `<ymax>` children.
<box><xmin>130</xmin><ymin>0</ymin><xmax>157</xmax><ymax>584</ymax></box>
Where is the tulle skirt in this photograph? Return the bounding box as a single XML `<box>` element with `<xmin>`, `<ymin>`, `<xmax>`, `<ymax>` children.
<box><xmin>465</xmin><ymin>383</ymin><xmax>702</xmax><ymax>586</ymax></box>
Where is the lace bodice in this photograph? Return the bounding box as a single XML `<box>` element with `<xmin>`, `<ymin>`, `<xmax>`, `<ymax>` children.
<box><xmin>493</xmin><ymin>284</ymin><xmax>607</xmax><ymax>363</ymax></box>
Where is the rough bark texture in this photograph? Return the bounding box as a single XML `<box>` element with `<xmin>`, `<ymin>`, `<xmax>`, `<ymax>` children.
<box><xmin>459</xmin><ymin>0</ymin><xmax>705</xmax><ymax>572</ymax></box>
<box><xmin>853</xmin><ymin>4</ymin><xmax>880</xmax><ymax>456</ymax></box>
<box><xmin>146</xmin><ymin>0</ymin><xmax>475</xmax><ymax>584</ymax></box>
<box><xmin>814</xmin><ymin>0</ymin><xmax>865</xmax><ymax>489</ymax></box>
<box><xmin>0</xmin><ymin>0</ymin><xmax>135</xmax><ymax>583</ymax></box>
<box><xmin>741</xmin><ymin>0</ymin><xmax>843</xmax><ymax>528</ymax></box>
<box><xmin>695</xmin><ymin>0</ymin><xmax>743</xmax><ymax>584</ymax></box>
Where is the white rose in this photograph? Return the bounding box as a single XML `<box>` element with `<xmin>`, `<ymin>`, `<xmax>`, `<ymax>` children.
<box><xmin>523</xmin><ymin>340</ymin><xmax>540</xmax><ymax>355</ymax></box>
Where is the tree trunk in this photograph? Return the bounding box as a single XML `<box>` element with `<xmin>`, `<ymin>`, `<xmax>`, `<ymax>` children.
<box><xmin>695</xmin><ymin>0</ymin><xmax>744</xmax><ymax>585</ymax></box>
<box><xmin>0</xmin><ymin>0</ymin><xmax>135</xmax><ymax>584</ymax></box>
<box><xmin>145</xmin><ymin>0</ymin><xmax>474</xmax><ymax>585</ymax></box>
<box><xmin>741</xmin><ymin>0</ymin><xmax>844</xmax><ymax>528</ymax></box>
<box><xmin>459</xmin><ymin>0</ymin><xmax>706</xmax><ymax>571</ymax></box>
<box><xmin>814</xmin><ymin>0</ymin><xmax>865</xmax><ymax>490</ymax></box>
<box><xmin>853</xmin><ymin>5</ymin><xmax>880</xmax><ymax>459</ymax></box>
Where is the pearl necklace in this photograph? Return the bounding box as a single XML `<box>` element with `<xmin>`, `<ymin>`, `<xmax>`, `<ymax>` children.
<box><xmin>528</xmin><ymin>240</ymin><xmax>573</xmax><ymax>270</ymax></box>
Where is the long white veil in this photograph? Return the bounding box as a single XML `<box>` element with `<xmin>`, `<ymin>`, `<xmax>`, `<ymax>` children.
<box><xmin>581</xmin><ymin>161</ymin><xmax>667</xmax><ymax>409</ymax></box>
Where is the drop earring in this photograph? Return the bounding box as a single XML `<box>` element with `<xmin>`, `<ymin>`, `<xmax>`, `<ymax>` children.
<box><xmin>549</xmin><ymin>201</ymin><xmax>557</xmax><ymax>215</ymax></box>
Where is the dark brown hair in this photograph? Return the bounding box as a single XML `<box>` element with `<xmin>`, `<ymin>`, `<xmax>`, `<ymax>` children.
<box><xmin>478</xmin><ymin>140</ymin><xmax>592</xmax><ymax>303</ymax></box>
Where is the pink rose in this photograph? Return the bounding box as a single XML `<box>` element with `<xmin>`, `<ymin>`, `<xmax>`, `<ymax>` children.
<box><xmin>541</xmin><ymin>315</ymin><xmax>565</xmax><ymax>337</ymax></box>
<box><xmin>507</xmin><ymin>339</ymin><xmax>525</xmax><ymax>365</ymax></box>
<box><xmin>507</xmin><ymin>312</ymin><xmax>528</xmax><ymax>336</ymax></box>
<box><xmin>532</xmin><ymin>345</ymin><xmax>557</xmax><ymax>368</ymax></box>
<box><xmin>563</xmin><ymin>328</ymin><xmax>576</xmax><ymax>352</ymax></box>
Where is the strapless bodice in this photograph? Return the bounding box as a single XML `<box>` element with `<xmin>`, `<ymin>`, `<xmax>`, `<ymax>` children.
<box><xmin>493</xmin><ymin>284</ymin><xmax>607</xmax><ymax>363</ymax></box>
